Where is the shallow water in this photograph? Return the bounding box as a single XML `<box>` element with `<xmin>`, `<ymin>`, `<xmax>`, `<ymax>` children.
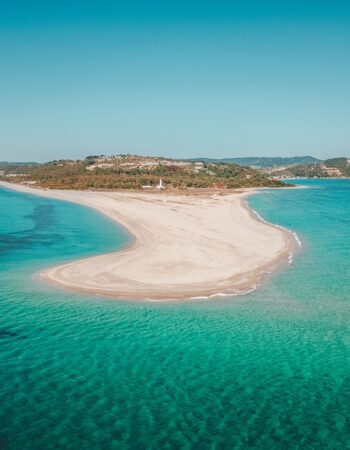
<box><xmin>0</xmin><ymin>180</ymin><xmax>349</xmax><ymax>449</ymax></box>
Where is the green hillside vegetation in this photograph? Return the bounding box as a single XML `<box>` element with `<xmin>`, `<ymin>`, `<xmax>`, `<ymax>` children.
<box><xmin>324</xmin><ymin>157</ymin><xmax>349</xmax><ymax>169</ymax></box>
<box><xmin>266</xmin><ymin>157</ymin><xmax>350</xmax><ymax>178</ymax></box>
<box><xmin>0</xmin><ymin>155</ymin><xmax>288</xmax><ymax>190</ymax></box>
<box><xmin>276</xmin><ymin>163</ymin><xmax>325</xmax><ymax>178</ymax></box>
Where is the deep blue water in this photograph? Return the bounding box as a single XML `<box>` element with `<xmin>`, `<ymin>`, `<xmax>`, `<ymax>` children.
<box><xmin>0</xmin><ymin>180</ymin><xmax>349</xmax><ymax>449</ymax></box>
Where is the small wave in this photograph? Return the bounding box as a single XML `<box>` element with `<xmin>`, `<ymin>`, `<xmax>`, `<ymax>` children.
<box><xmin>188</xmin><ymin>285</ymin><xmax>259</xmax><ymax>301</ymax></box>
<box><xmin>243</xmin><ymin>285</ymin><xmax>257</xmax><ymax>295</ymax></box>
<box><xmin>292</xmin><ymin>231</ymin><xmax>302</xmax><ymax>247</ymax></box>
<box><xmin>209</xmin><ymin>292</ymin><xmax>238</xmax><ymax>298</ymax></box>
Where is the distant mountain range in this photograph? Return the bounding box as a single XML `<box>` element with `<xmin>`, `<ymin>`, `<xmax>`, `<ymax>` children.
<box><xmin>0</xmin><ymin>161</ymin><xmax>40</xmax><ymax>168</ymax></box>
<box><xmin>188</xmin><ymin>156</ymin><xmax>321</xmax><ymax>168</ymax></box>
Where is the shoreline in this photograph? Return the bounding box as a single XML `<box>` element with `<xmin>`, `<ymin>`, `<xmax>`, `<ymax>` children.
<box><xmin>0</xmin><ymin>181</ymin><xmax>297</xmax><ymax>301</ymax></box>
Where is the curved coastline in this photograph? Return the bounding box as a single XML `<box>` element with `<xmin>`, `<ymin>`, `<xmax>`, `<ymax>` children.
<box><xmin>0</xmin><ymin>181</ymin><xmax>297</xmax><ymax>301</ymax></box>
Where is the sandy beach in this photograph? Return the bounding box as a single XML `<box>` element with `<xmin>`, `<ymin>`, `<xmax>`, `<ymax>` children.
<box><xmin>1</xmin><ymin>181</ymin><xmax>295</xmax><ymax>300</ymax></box>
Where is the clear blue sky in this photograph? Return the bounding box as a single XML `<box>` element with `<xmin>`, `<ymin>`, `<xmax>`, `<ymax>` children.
<box><xmin>0</xmin><ymin>1</ymin><xmax>349</xmax><ymax>161</ymax></box>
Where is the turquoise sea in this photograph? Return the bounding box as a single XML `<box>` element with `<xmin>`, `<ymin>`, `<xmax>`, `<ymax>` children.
<box><xmin>0</xmin><ymin>180</ymin><xmax>350</xmax><ymax>449</ymax></box>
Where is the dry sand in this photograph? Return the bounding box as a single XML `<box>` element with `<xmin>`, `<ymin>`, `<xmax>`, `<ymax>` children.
<box><xmin>0</xmin><ymin>182</ymin><xmax>295</xmax><ymax>300</ymax></box>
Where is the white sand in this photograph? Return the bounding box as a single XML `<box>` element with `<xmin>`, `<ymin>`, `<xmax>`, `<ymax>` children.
<box><xmin>0</xmin><ymin>182</ymin><xmax>294</xmax><ymax>300</ymax></box>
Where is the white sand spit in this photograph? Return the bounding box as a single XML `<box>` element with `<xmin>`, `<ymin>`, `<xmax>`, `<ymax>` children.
<box><xmin>1</xmin><ymin>182</ymin><xmax>294</xmax><ymax>300</ymax></box>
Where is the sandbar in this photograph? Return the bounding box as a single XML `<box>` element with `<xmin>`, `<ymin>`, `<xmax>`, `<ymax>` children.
<box><xmin>0</xmin><ymin>182</ymin><xmax>295</xmax><ymax>300</ymax></box>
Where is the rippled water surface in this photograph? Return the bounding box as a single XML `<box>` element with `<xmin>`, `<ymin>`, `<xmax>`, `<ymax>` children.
<box><xmin>0</xmin><ymin>181</ymin><xmax>350</xmax><ymax>449</ymax></box>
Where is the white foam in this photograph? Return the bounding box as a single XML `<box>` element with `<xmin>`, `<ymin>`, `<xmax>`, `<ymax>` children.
<box><xmin>246</xmin><ymin>200</ymin><xmax>303</xmax><ymax>259</ymax></box>
<box><xmin>292</xmin><ymin>231</ymin><xmax>302</xmax><ymax>247</ymax></box>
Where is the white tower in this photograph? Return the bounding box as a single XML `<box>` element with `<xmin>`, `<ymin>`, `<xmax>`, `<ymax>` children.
<box><xmin>156</xmin><ymin>178</ymin><xmax>164</xmax><ymax>189</ymax></box>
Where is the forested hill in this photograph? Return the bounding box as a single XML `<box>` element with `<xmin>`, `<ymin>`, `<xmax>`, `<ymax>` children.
<box><xmin>0</xmin><ymin>155</ymin><xmax>287</xmax><ymax>190</ymax></box>
<box><xmin>265</xmin><ymin>157</ymin><xmax>350</xmax><ymax>179</ymax></box>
